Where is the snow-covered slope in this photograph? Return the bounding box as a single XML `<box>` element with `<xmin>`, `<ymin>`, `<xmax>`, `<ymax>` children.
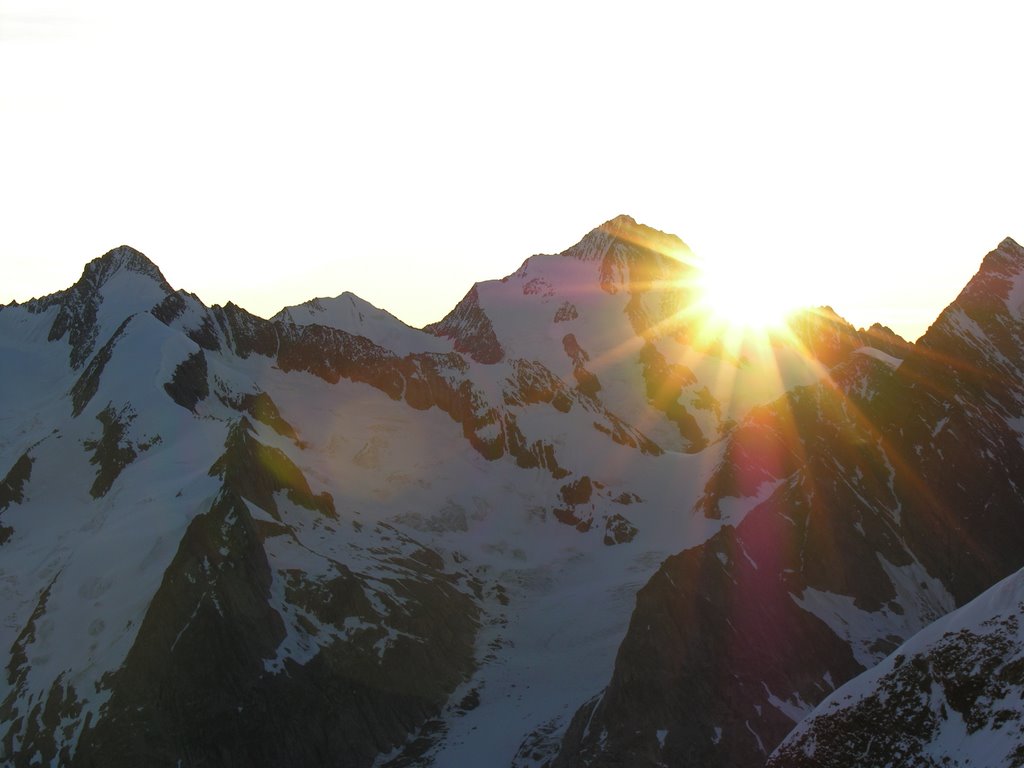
<box><xmin>428</xmin><ymin>215</ymin><xmax>850</xmax><ymax>455</ymax></box>
<box><xmin>272</xmin><ymin>292</ymin><xmax>452</xmax><ymax>355</ymax></box>
<box><xmin>0</xmin><ymin>226</ymin><xmax>779</xmax><ymax>767</ymax></box>
<box><xmin>552</xmin><ymin>237</ymin><xmax>1024</xmax><ymax>768</ymax></box>
<box><xmin>1</xmin><ymin>226</ymin><xmax>1020</xmax><ymax>768</ymax></box>
<box><xmin>769</xmin><ymin>566</ymin><xmax>1024</xmax><ymax>767</ymax></box>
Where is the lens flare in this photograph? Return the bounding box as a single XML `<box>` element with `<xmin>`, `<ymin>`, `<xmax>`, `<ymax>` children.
<box><xmin>695</xmin><ymin>255</ymin><xmax>808</xmax><ymax>334</ymax></box>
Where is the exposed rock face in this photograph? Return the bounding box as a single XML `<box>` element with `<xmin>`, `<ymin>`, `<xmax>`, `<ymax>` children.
<box><xmin>236</xmin><ymin>392</ymin><xmax>299</xmax><ymax>441</ymax></box>
<box><xmin>72</xmin><ymin>490</ymin><xmax>289</xmax><ymax>768</ymax></box>
<box><xmin>561</xmin><ymin>333</ymin><xmax>601</xmax><ymax>398</ymax></box>
<box><xmin>274</xmin><ymin>320</ymin><xmax>646</xmax><ymax>474</ymax></box>
<box><xmin>637</xmin><ymin>342</ymin><xmax>705</xmax><ymax>450</ymax></box>
<box><xmin>602</xmin><ymin>514</ymin><xmax>637</xmax><ymax>546</ymax></box>
<box><xmin>212</xmin><ymin>302</ymin><xmax>280</xmax><ymax>359</ymax></box>
<box><xmin>84</xmin><ymin>404</ymin><xmax>144</xmax><ymax>498</ymax></box>
<box><xmin>0</xmin><ymin>576</ymin><xmax>81</xmax><ymax>767</ymax></box>
<box><xmin>208</xmin><ymin>418</ymin><xmax>335</xmax><ymax>518</ymax></box>
<box><xmin>73</xmin><ymin>425</ymin><xmax>479</xmax><ymax>768</ymax></box>
<box><xmin>894</xmin><ymin>237</ymin><xmax>1024</xmax><ymax>604</ymax></box>
<box><xmin>769</xmin><ymin>568</ymin><xmax>1024</xmax><ymax>768</ymax></box>
<box><xmin>785</xmin><ymin>306</ymin><xmax>865</xmax><ymax>368</ymax></box>
<box><xmin>554</xmin><ymin>238</ymin><xmax>1024</xmax><ymax>767</ymax></box>
<box><xmin>426</xmin><ymin>285</ymin><xmax>505</xmax><ymax>364</ymax></box>
<box><xmin>273</xmin><ymin>292</ymin><xmax>450</xmax><ymax>355</ymax></box>
<box><xmin>46</xmin><ymin>245</ymin><xmax>174</xmax><ymax>369</ymax></box>
<box><xmin>0</xmin><ymin>451</ymin><xmax>30</xmax><ymax>542</ymax></box>
<box><xmin>554</xmin><ymin>301</ymin><xmax>579</xmax><ymax>323</ymax></box>
<box><xmin>0</xmin><ymin>452</ymin><xmax>32</xmax><ymax>513</ymax></box>
<box><xmin>861</xmin><ymin>322</ymin><xmax>913</xmax><ymax>357</ymax></box>
<box><xmin>5</xmin><ymin>224</ymin><xmax>1024</xmax><ymax>768</ymax></box>
<box><xmin>70</xmin><ymin>317</ymin><xmax>133</xmax><ymax>417</ymax></box>
<box><xmin>163</xmin><ymin>350</ymin><xmax>209</xmax><ymax>412</ymax></box>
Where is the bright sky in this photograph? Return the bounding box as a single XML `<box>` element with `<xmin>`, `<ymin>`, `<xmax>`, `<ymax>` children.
<box><xmin>2</xmin><ymin>1</ymin><xmax>1023</xmax><ymax>341</ymax></box>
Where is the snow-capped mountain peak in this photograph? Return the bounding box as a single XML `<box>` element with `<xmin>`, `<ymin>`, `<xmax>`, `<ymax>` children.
<box><xmin>83</xmin><ymin>245</ymin><xmax>172</xmax><ymax>290</ymax></box>
<box><xmin>3</xmin><ymin>222</ymin><xmax>1024</xmax><ymax>768</ymax></box>
<box><xmin>23</xmin><ymin>245</ymin><xmax>175</xmax><ymax>369</ymax></box>
<box><xmin>272</xmin><ymin>291</ymin><xmax>452</xmax><ymax>355</ymax></box>
<box><xmin>561</xmin><ymin>213</ymin><xmax>694</xmax><ymax>267</ymax></box>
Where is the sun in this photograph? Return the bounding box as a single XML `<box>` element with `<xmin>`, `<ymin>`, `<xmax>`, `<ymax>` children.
<box><xmin>693</xmin><ymin>254</ymin><xmax>807</xmax><ymax>335</ymax></box>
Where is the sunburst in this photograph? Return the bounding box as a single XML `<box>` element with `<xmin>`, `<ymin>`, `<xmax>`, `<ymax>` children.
<box><xmin>693</xmin><ymin>253</ymin><xmax>807</xmax><ymax>336</ymax></box>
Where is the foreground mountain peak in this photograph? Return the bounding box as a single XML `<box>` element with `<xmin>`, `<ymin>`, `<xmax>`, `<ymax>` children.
<box><xmin>769</xmin><ymin>565</ymin><xmax>1024</xmax><ymax>767</ymax></box>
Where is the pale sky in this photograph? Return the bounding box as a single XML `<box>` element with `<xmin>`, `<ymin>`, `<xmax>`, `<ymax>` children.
<box><xmin>2</xmin><ymin>1</ymin><xmax>1023</xmax><ymax>341</ymax></box>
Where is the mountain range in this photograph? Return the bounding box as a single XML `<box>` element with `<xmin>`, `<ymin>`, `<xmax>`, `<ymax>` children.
<box><xmin>2</xmin><ymin>215</ymin><xmax>1024</xmax><ymax>767</ymax></box>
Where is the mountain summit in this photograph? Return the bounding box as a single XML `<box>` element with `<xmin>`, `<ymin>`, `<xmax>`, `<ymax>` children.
<box><xmin>551</xmin><ymin>235</ymin><xmax>1024</xmax><ymax>768</ymax></box>
<box><xmin>1</xmin><ymin>219</ymin><xmax>1023</xmax><ymax>767</ymax></box>
<box><xmin>273</xmin><ymin>292</ymin><xmax>451</xmax><ymax>355</ymax></box>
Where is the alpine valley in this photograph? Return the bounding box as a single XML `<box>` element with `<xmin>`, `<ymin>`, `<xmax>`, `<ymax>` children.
<box><xmin>3</xmin><ymin>215</ymin><xmax>1024</xmax><ymax>768</ymax></box>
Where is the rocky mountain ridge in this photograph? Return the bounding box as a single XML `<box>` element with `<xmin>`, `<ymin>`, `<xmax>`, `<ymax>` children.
<box><xmin>768</xmin><ymin>564</ymin><xmax>1024</xmax><ymax>767</ymax></box>
<box><xmin>0</xmin><ymin>217</ymin><xmax>1021</xmax><ymax>767</ymax></box>
<box><xmin>551</xmin><ymin>235</ymin><xmax>1024</xmax><ymax>768</ymax></box>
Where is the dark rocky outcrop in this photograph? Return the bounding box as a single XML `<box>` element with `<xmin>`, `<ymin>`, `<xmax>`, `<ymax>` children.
<box><xmin>637</xmin><ymin>342</ymin><xmax>705</xmax><ymax>450</ymax></box>
<box><xmin>83</xmin><ymin>404</ymin><xmax>156</xmax><ymax>499</ymax></box>
<box><xmin>860</xmin><ymin>322</ymin><xmax>912</xmax><ymax>358</ymax></box>
<box><xmin>186</xmin><ymin>313</ymin><xmax>223</xmax><ymax>351</ymax></box>
<box><xmin>237</xmin><ymin>392</ymin><xmax>299</xmax><ymax>442</ymax></box>
<box><xmin>602</xmin><ymin>514</ymin><xmax>637</xmax><ymax>546</ymax></box>
<box><xmin>0</xmin><ymin>452</ymin><xmax>32</xmax><ymax>512</ymax></box>
<box><xmin>562</xmin><ymin>334</ymin><xmax>601</xmax><ymax>398</ymax></box>
<box><xmin>556</xmin><ymin>526</ymin><xmax>863</xmax><ymax>768</ymax></box>
<box><xmin>426</xmin><ymin>285</ymin><xmax>504</xmax><ymax>364</ymax></box>
<box><xmin>73</xmin><ymin>491</ymin><xmax>287</xmax><ymax>767</ymax></box>
<box><xmin>553</xmin><ymin>476</ymin><xmax>597</xmax><ymax>532</ymax></box>
<box><xmin>149</xmin><ymin>292</ymin><xmax>187</xmax><ymax>325</ymax></box>
<box><xmin>555</xmin><ymin>238</ymin><xmax>1024</xmax><ymax>767</ymax></box>
<box><xmin>1</xmin><ymin>576</ymin><xmax>84</xmax><ymax>767</ymax></box>
<box><xmin>211</xmin><ymin>302</ymin><xmax>279</xmax><ymax>359</ymax></box>
<box><xmin>208</xmin><ymin>418</ymin><xmax>334</xmax><ymax>519</ymax></box>
<box><xmin>785</xmin><ymin>306</ymin><xmax>864</xmax><ymax>368</ymax></box>
<box><xmin>504</xmin><ymin>360</ymin><xmax>574</xmax><ymax>413</ymax></box>
<box><xmin>769</xmin><ymin>572</ymin><xmax>1024</xmax><ymax>767</ymax></box>
<box><xmin>10</xmin><ymin>227</ymin><xmax>1024</xmax><ymax>768</ymax></box>
<box><xmin>48</xmin><ymin>246</ymin><xmax>172</xmax><ymax>369</ymax></box>
<box><xmin>276</xmin><ymin>323</ymin><xmax>595</xmax><ymax>475</ymax></box>
<box><xmin>73</xmin><ymin>491</ymin><xmax>480</xmax><ymax>767</ymax></box>
<box><xmin>590</xmin><ymin>414</ymin><xmax>663</xmax><ymax>456</ymax></box>
<box><xmin>70</xmin><ymin>317</ymin><xmax>133</xmax><ymax>417</ymax></box>
<box><xmin>554</xmin><ymin>301</ymin><xmax>579</xmax><ymax>323</ymax></box>
<box><xmin>0</xmin><ymin>451</ymin><xmax>31</xmax><ymax>544</ymax></box>
<box><xmin>163</xmin><ymin>350</ymin><xmax>209</xmax><ymax>412</ymax></box>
